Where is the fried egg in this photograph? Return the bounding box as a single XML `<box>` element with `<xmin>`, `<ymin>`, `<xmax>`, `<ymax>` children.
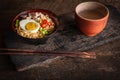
<box><xmin>19</xmin><ymin>19</ymin><xmax>40</xmax><ymax>33</ymax></box>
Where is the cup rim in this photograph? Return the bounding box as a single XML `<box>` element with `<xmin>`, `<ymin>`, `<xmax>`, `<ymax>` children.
<box><xmin>75</xmin><ymin>1</ymin><xmax>109</xmax><ymax>21</ymax></box>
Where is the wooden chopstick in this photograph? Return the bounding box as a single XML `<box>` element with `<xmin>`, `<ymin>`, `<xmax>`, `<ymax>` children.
<box><xmin>0</xmin><ymin>48</ymin><xmax>96</xmax><ymax>59</ymax></box>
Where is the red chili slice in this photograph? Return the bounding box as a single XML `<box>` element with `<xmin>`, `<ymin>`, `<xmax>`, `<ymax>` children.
<box><xmin>41</xmin><ymin>23</ymin><xmax>47</xmax><ymax>28</ymax></box>
<box><xmin>42</xmin><ymin>19</ymin><xmax>48</xmax><ymax>24</ymax></box>
<box><xmin>47</xmin><ymin>22</ymin><xmax>53</xmax><ymax>26</ymax></box>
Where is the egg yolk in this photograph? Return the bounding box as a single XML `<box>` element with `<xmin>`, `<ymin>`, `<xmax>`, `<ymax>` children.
<box><xmin>25</xmin><ymin>22</ymin><xmax>37</xmax><ymax>30</ymax></box>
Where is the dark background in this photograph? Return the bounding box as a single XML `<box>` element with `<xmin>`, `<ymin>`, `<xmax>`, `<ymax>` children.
<box><xmin>0</xmin><ymin>0</ymin><xmax>120</xmax><ymax>80</ymax></box>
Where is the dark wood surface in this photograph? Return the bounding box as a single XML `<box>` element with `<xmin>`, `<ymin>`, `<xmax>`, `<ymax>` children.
<box><xmin>0</xmin><ymin>0</ymin><xmax>120</xmax><ymax>80</ymax></box>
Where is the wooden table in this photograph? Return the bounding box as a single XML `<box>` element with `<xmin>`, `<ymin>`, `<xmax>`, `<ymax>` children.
<box><xmin>0</xmin><ymin>0</ymin><xmax>120</xmax><ymax>80</ymax></box>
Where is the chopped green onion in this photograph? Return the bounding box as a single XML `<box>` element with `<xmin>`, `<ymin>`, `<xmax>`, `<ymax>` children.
<box><xmin>15</xmin><ymin>19</ymin><xmax>19</xmax><ymax>27</ymax></box>
<box><xmin>42</xmin><ymin>30</ymin><xmax>48</xmax><ymax>35</ymax></box>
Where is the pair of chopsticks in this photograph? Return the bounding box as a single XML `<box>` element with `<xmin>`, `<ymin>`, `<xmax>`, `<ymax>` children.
<box><xmin>0</xmin><ymin>48</ymin><xmax>96</xmax><ymax>59</ymax></box>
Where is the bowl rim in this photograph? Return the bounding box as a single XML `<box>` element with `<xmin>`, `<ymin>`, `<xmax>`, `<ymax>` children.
<box><xmin>12</xmin><ymin>9</ymin><xmax>59</xmax><ymax>40</ymax></box>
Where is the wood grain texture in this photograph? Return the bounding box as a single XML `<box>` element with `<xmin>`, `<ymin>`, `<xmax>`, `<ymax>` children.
<box><xmin>0</xmin><ymin>0</ymin><xmax>120</xmax><ymax>80</ymax></box>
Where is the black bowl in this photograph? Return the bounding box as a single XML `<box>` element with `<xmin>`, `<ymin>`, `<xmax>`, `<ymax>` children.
<box><xmin>12</xmin><ymin>9</ymin><xmax>59</xmax><ymax>45</ymax></box>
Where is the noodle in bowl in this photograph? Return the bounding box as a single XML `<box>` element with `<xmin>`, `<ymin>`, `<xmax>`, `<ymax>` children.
<box><xmin>12</xmin><ymin>9</ymin><xmax>58</xmax><ymax>40</ymax></box>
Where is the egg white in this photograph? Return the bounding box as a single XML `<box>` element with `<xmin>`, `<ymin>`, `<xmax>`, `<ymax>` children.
<box><xmin>19</xmin><ymin>19</ymin><xmax>40</xmax><ymax>33</ymax></box>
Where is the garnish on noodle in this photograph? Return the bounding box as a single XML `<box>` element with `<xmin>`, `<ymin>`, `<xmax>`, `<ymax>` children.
<box><xmin>14</xmin><ymin>12</ymin><xmax>55</xmax><ymax>39</ymax></box>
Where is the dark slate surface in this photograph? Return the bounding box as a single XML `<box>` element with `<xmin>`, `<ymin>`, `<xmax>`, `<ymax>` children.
<box><xmin>4</xmin><ymin>5</ymin><xmax>120</xmax><ymax>71</ymax></box>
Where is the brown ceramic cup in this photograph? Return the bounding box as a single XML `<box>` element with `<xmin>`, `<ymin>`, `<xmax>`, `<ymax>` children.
<box><xmin>75</xmin><ymin>2</ymin><xmax>109</xmax><ymax>36</ymax></box>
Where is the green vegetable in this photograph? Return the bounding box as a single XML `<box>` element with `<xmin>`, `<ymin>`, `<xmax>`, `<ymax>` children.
<box><xmin>47</xmin><ymin>30</ymin><xmax>52</xmax><ymax>34</ymax></box>
<box><xmin>42</xmin><ymin>30</ymin><xmax>48</xmax><ymax>35</ymax></box>
<box><xmin>15</xmin><ymin>19</ymin><xmax>19</xmax><ymax>27</ymax></box>
<box><xmin>39</xmin><ymin>28</ymin><xmax>50</xmax><ymax>35</ymax></box>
